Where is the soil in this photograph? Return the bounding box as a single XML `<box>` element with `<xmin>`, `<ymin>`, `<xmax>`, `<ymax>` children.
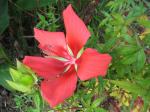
<box><xmin>0</xmin><ymin>86</ymin><xmax>19</xmax><ymax>112</ymax></box>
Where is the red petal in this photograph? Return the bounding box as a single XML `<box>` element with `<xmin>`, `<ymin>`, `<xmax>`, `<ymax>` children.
<box><xmin>77</xmin><ymin>48</ymin><xmax>112</xmax><ymax>81</ymax></box>
<box><xmin>41</xmin><ymin>69</ymin><xmax>77</xmax><ymax>107</ymax></box>
<box><xmin>23</xmin><ymin>56</ymin><xmax>65</xmax><ymax>79</ymax></box>
<box><xmin>34</xmin><ymin>28</ymin><xmax>69</xmax><ymax>58</ymax></box>
<box><xmin>63</xmin><ymin>4</ymin><xmax>91</xmax><ymax>56</ymax></box>
<box><xmin>34</xmin><ymin>28</ymin><xmax>66</xmax><ymax>48</ymax></box>
<box><xmin>39</xmin><ymin>44</ymin><xmax>71</xmax><ymax>59</ymax></box>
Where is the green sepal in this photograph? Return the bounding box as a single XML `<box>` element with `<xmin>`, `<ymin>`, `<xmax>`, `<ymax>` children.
<box><xmin>6</xmin><ymin>80</ymin><xmax>32</xmax><ymax>93</ymax></box>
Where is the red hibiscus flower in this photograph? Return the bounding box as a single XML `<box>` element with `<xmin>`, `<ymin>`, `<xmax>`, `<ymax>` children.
<box><xmin>23</xmin><ymin>4</ymin><xmax>112</xmax><ymax>107</ymax></box>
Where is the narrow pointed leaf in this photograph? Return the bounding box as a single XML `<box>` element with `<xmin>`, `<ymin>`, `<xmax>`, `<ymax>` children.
<box><xmin>6</xmin><ymin>80</ymin><xmax>31</xmax><ymax>93</ymax></box>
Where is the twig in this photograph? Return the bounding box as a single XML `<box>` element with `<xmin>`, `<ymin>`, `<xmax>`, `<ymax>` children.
<box><xmin>22</xmin><ymin>36</ymin><xmax>34</xmax><ymax>38</ymax></box>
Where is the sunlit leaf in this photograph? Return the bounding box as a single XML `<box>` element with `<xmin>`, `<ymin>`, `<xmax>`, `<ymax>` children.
<box><xmin>6</xmin><ymin>80</ymin><xmax>31</xmax><ymax>93</ymax></box>
<box><xmin>19</xmin><ymin>75</ymin><xmax>34</xmax><ymax>86</ymax></box>
<box><xmin>92</xmin><ymin>98</ymin><xmax>103</xmax><ymax>108</ymax></box>
<box><xmin>9</xmin><ymin>68</ymin><xmax>22</xmax><ymax>82</ymax></box>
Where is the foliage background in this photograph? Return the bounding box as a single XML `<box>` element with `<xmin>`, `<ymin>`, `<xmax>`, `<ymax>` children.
<box><xmin>0</xmin><ymin>0</ymin><xmax>150</xmax><ymax>112</ymax></box>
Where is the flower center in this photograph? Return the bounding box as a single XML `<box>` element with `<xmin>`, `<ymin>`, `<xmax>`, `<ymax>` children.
<box><xmin>70</xmin><ymin>57</ymin><xmax>76</xmax><ymax>64</ymax></box>
<box><xmin>46</xmin><ymin>45</ymin><xmax>84</xmax><ymax>73</ymax></box>
<box><xmin>64</xmin><ymin>57</ymin><xmax>77</xmax><ymax>66</ymax></box>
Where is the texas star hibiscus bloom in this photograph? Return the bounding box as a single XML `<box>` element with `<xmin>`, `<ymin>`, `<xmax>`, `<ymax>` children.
<box><xmin>23</xmin><ymin>4</ymin><xmax>112</xmax><ymax>107</ymax></box>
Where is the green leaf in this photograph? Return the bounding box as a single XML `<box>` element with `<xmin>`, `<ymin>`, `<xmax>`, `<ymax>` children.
<box><xmin>136</xmin><ymin>78</ymin><xmax>150</xmax><ymax>90</ymax></box>
<box><xmin>98</xmin><ymin>76</ymin><xmax>104</xmax><ymax>92</ymax></box>
<box><xmin>103</xmin><ymin>37</ymin><xmax>118</xmax><ymax>52</ymax></box>
<box><xmin>16</xmin><ymin>0</ymin><xmax>51</xmax><ymax>10</ymax></box>
<box><xmin>6</xmin><ymin>80</ymin><xmax>31</xmax><ymax>93</ymax></box>
<box><xmin>93</xmin><ymin>108</ymin><xmax>107</xmax><ymax>112</ymax></box>
<box><xmin>38</xmin><ymin>13</ymin><xmax>46</xmax><ymax>22</ymax></box>
<box><xmin>10</xmin><ymin>67</ymin><xmax>34</xmax><ymax>86</ymax></box>
<box><xmin>19</xmin><ymin>75</ymin><xmax>34</xmax><ymax>86</ymax></box>
<box><xmin>33</xmin><ymin>92</ymin><xmax>43</xmax><ymax>112</ymax></box>
<box><xmin>138</xmin><ymin>20</ymin><xmax>150</xmax><ymax>28</ymax></box>
<box><xmin>117</xmin><ymin>45</ymin><xmax>139</xmax><ymax>56</ymax></box>
<box><xmin>0</xmin><ymin>0</ymin><xmax>9</xmax><ymax>34</ymax></box>
<box><xmin>137</xmin><ymin>15</ymin><xmax>150</xmax><ymax>28</ymax></box>
<box><xmin>9</xmin><ymin>68</ymin><xmax>22</xmax><ymax>82</ymax></box>
<box><xmin>17</xmin><ymin>60</ymin><xmax>37</xmax><ymax>83</ymax></box>
<box><xmin>111</xmin><ymin>13</ymin><xmax>124</xmax><ymax>25</ymax></box>
<box><xmin>121</xmin><ymin>52</ymin><xmax>137</xmax><ymax>65</ymax></box>
<box><xmin>110</xmin><ymin>80</ymin><xmax>145</xmax><ymax>96</ymax></box>
<box><xmin>127</xmin><ymin>4</ymin><xmax>146</xmax><ymax>20</ymax></box>
<box><xmin>92</xmin><ymin>98</ymin><xmax>103</xmax><ymax>108</ymax></box>
<box><xmin>135</xmin><ymin>49</ymin><xmax>146</xmax><ymax>71</ymax></box>
<box><xmin>17</xmin><ymin>59</ymin><xmax>32</xmax><ymax>74</ymax></box>
<box><xmin>123</xmin><ymin>35</ymin><xmax>136</xmax><ymax>44</ymax></box>
<box><xmin>0</xmin><ymin>44</ymin><xmax>11</xmax><ymax>63</ymax></box>
<box><xmin>0</xmin><ymin>64</ymin><xmax>12</xmax><ymax>90</ymax></box>
<box><xmin>0</xmin><ymin>45</ymin><xmax>6</xmax><ymax>59</ymax></box>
